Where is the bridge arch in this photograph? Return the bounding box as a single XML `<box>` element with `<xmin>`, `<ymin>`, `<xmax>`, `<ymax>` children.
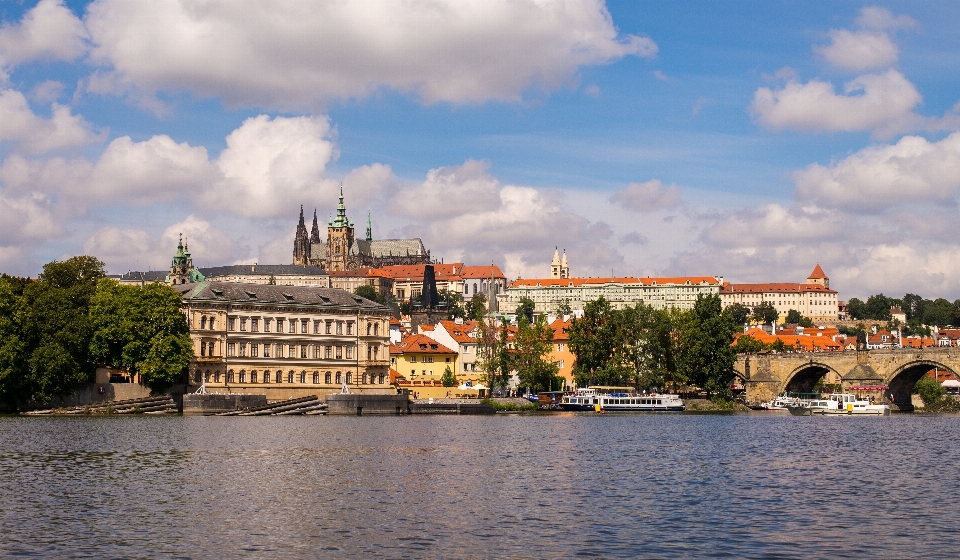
<box><xmin>783</xmin><ymin>361</ymin><xmax>842</xmax><ymax>394</ymax></box>
<box><xmin>887</xmin><ymin>360</ymin><xmax>959</xmax><ymax>408</ymax></box>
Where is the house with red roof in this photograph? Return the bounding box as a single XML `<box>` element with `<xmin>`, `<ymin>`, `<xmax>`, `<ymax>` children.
<box><xmin>719</xmin><ymin>264</ymin><xmax>839</xmax><ymax>324</ymax></box>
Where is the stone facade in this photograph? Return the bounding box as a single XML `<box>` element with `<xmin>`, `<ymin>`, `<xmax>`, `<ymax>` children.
<box><xmin>293</xmin><ymin>187</ymin><xmax>431</xmax><ymax>271</ymax></box>
<box><xmin>175</xmin><ymin>281</ymin><xmax>392</xmax><ymax>400</ymax></box>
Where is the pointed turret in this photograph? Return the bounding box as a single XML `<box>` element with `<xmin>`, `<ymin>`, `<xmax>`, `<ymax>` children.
<box><xmin>293</xmin><ymin>205</ymin><xmax>311</xmax><ymax>265</ymax></box>
<box><xmin>560</xmin><ymin>249</ymin><xmax>569</xmax><ymax>279</ymax></box>
<box><xmin>365</xmin><ymin>211</ymin><xmax>372</xmax><ymax>242</ymax></box>
<box><xmin>807</xmin><ymin>263</ymin><xmax>829</xmax><ymax>288</ymax></box>
<box><xmin>551</xmin><ymin>247</ymin><xmax>561</xmax><ymax>278</ymax></box>
<box><xmin>310</xmin><ymin>209</ymin><xmax>321</xmax><ymax>243</ymax></box>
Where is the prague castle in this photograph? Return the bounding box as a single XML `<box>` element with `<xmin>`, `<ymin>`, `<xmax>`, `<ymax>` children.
<box><xmin>293</xmin><ymin>186</ymin><xmax>431</xmax><ymax>271</ymax></box>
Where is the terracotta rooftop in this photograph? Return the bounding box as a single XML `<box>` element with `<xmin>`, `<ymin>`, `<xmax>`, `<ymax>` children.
<box><xmin>392</xmin><ymin>333</ymin><xmax>456</xmax><ymax>354</ymax></box>
<box><xmin>807</xmin><ymin>264</ymin><xmax>828</xmax><ymax>280</ymax></box>
<box><xmin>721</xmin><ymin>282</ymin><xmax>836</xmax><ymax>294</ymax></box>
<box><xmin>510</xmin><ymin>276</ymin><xmax>720</xmax><ymax>288</ymax></box>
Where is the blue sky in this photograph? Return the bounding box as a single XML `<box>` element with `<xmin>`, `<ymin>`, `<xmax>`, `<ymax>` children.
<box><xmin>2</xmin><ymin>1</ymin><xmax>960</xmax><ymax>300</ymax></box>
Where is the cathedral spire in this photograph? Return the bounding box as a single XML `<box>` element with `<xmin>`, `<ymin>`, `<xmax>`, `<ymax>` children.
<box><xmin>365</xmin><ymin>211</ymin><xmax>372</xmax><ymax>242</ymax></box>
<box><xmin>330</xmin><ymin>183</ymin><xmax>352</xmax><ymax>228</ymax></box>
<box><xmin>310</xmin><ymin>209</ymin><xmax>321</xmax><ymax>243</ymax></box>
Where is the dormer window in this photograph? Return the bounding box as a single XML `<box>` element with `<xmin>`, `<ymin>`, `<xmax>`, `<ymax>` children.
<box><xmin>282</xmin><ymin>292</ymin><xmax>294</xmax><ymax>300</ymax></box>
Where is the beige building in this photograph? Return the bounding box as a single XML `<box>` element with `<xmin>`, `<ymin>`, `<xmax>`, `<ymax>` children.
<box><xmin>328</xmin><ymin>268</ymin><xmax>394</xmax><ymax>300</ymax></box>
<box><xmin>499</xmin><ymin>276</ymin><xmax>723</xmax><ymax>315</ymax></box>
<box><xmin>176</xmin><ymin>281</ymin><xmax>392</xmax><ymax>400</ymax></box>
<box><xmin>719</xmin><ymin>264</ymin><xmax>839</xmax><ymax>324</ymax></box>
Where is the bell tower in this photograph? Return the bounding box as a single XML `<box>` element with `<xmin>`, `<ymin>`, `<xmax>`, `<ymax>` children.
<box><xmin>327</xmin><ymin>185</ymin><xmax>354</xmax><ymax>271</ymax></box>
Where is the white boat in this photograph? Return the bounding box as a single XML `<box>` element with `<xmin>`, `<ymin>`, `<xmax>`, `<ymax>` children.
<box><xmin>760</xmin><ymin>394</ymin><xmax>801</xmax><ymax>410</ymax></box>
<box><xmin>559</xmin><ymin>387</ymin><xmax>684</xmax><ymax>412</ymax></box>
<box><xmin>788</xmin><ymin>393</ymin><xmax>890</xmax><ymax>416</ymax></box>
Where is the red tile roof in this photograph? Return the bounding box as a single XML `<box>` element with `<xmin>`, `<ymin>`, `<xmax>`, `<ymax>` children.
<box><xmin>510</xmin><ymin>276</ymin><xmax>720</xmax><ymax>288</ymax></box>
<box><xmin>807</xmin><ymin>264</ymin><xmax>828</xmax><ymax>279</ymax></box>
<box><xmin>436</xmin><ymin>320</ymin><xmax>480</xmax><ymax>343</ymax></box>
<box><xmin>379</xmin><ymin>263</ymin><xmax>464</xmax><ymax>281</ymax></box>
<box><xmin>721</xmin><ymin>282</ymin><xmax>836</xmax><ymax>294</ymax></box>
<box><xmin>392</xmin><ymin>333</ymin><xmax>456</xmax><ymax>354</ymax></box>
<box><xmin>459</xmin><ymin>265</ymin><xmax>506</xmax><ymax>279</ymax></box>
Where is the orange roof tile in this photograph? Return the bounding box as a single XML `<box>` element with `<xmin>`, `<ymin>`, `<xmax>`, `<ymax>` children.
<box><xmin>459</xmin><ymin>265</ymin><xmax>506</xmax><ymax>279</ymax></box>
<box><xmin>721</xmin><ymin>282</ymin><xmax>836</xmax><ymax>294</ymax></box>
<box><xmin>808</xmin><ymin>264</ymin><xmax>828</xmax><ymax>279</ymax></box>
<box><xmin>392</xmin><ymin>333</ymin><xmax>456</xmax><ymax>354</ymax></box>
<box><xmin>378</xmin><ymin>263</ymin><xmax>464</xmax><ymax>281</ymax></box>
<box><xmin>510</xmin><ymin>276</ymin><xmax>720</xmax><ymax>288</ymax></box>
<box><xmin>436</xmin><ymin>320</ymin><xmax>481</xmax><ymax>343</ymax></box>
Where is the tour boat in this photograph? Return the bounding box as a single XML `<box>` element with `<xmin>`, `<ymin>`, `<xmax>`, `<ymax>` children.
<box><xmin>787</xmin><ymin>393</ymin><xmax>890</xmax><ymax>416</ymax></box>
<box><xmin>559</xmin><ymin>388</ymin><xmax>685</xmax><ymax>412</ymax></box>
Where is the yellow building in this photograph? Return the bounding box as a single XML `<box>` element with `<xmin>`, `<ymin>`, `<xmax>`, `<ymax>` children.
<box><xmin>547</xmin><ymin>317</ymin><xmax>575</xmax><ymax>390</ymax></box>
<box><xmin>391</xmin><ymin>333</ymin><xmax>476</xmax><ymax>398</ymax></box>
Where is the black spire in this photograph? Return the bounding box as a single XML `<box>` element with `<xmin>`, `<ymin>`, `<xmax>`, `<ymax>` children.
<box><xmin>310</xmin><ymin>209</ymin><xmax>321</xmax><ymax>243</ymax></box>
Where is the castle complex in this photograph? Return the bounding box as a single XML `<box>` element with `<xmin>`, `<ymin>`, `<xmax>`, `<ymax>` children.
<box><xmin>293</xmin><ymin>187</ymin><xmax>432</xmax><ymax>272</ymax></box>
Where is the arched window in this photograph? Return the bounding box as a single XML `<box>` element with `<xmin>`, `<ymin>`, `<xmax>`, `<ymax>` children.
<box><xmin>214</xmin><ymin>371</ymin><xmax>221</xmax><ymax>383</ymax></box>
<box><xmin>362</xmin><ymin>373</ymin><xmax>367</xmax><ymax>384</ymax></box>
<box><xmin>194</xmin><ymin>370</ymin><xmax>201</xmax><ymax>383</ymax></box>
<box><xmin>275</xmin><ymin>370</ymin><xmax>282</xmax><ymax>384</ymax></box>
<box><xmin>335</xmin><ymin>372</ymin><xmax>342</xmax><ymax>384</ymax></box>
<box><xmin>201</xmin><ymin>316</ymin><xmax>207</xmax><ymax>329</ymax></box>
<box><xmin>250</xmin><ymin>370</ymin><xmax>258</xmax><ymax>383</ymax></box>
<box><xmin>299</xmin><ymin>371</ymin><xmax>306</xmax><ymax>384</ymax></box>
<box><xmin>373</xmin><ymin>323</ymin><xmax>379</xmax><ymax>336</ymax></box>
<box><xmin>287</xmin><ymin>370</ymin><xmax>294</xmax><ymax>384</ymax></box>
<box><xmin>226</xmin><ymin>370</ymin><xmax>234</xmax><ymax>383</ymax></box>
<box><xmin>312</xmin><ymin>371</ymin><xmax>319</xmax><ymax>384</ymax></box>
<box><xmin>367</xmin><ymin>323</ymin><xmax>372</xmax><ymax>336</ymax></box>
<box><xmin>379</xmin><ymin>373</ymin><xmax>385</xmax><ymax>384</ymax></box>
<box><xmin>239</xmin><ymin>370</ymin><xmax>246</xmax><ymax>383</ymax></box>
<box><xmin>204</xmin><ymin>371</ymin><xmax>211</xmax><ymax>382</ymax></box>
<box><xmin>209</xmin><ymin>317</ymin><xmax>215</xmax><ymax>329</ymax></box>
<box><xmin>325</xmin><ymin>372</ymin><xmax>331</xmax><ymax>384</ymax></box>
<box><xmin>208</xmin><ymin>342</ymin><xmax>215</xmax><ymax>356</ymax></box>
<box><xmin>262</xmin><ymin>370</ymin><xmax>269</xmax><ymax>383</ymax></box>
<box><xmin>346</xmin><ymin>372</ymin><xmax>352</xmax><ymax>384</ymax></box>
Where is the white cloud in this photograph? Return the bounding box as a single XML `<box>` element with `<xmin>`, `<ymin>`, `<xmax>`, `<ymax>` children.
<box><xmin>84</xmin><ymin>0</ymin><xmax>655</xmax><ymax>108</ymax></box>
<box><xmin>0</xmin><ymin>89</ymin><xmax>102</xmax><ymax>154</ymax></box>
<box><xmin>610</xmin><ymin>179</ymin><xmax>682</xmax><ymax>212</ymax></box>
<box><xmin>814</xmin><ymin>30</ymin><xmax>899</xmax><ymax>71</ymax></box>
<box><xmin>750</xmin><ymin>70</ymin><xmax>921</xmax><ymax>134</ymax></box>
<box><xmin>391</xmin><ymin>159</ymin><xmax>501</xmax><ymax>219</ymax></box>
<box><xmin>0</xmin><ymin>0</ymin><xmax>87</xmax><ymax>69</ymax></box>
<box><xmin>793</xmin><ymin>132</ymin><xmax>960</xmax><ymax>212</ymax></box>
<box><xmin>0</xmin><ymin>191</ymin><xmax>61</xmax><ymax>243</ymax></box>
<box><xmin>856</xmin><ymin>6</ymin><xmax>918</xmax><ymax>31</ymax></box>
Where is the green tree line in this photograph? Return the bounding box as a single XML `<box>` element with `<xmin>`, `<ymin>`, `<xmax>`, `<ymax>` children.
<box><xmin>0</xmin><ymin>256</ymin><xmax>193</xmax><ymax>409</ymax></box>
<box><xmin>568</xmin><ymin>294</ymin><xmax>739</xmax><ymax>396</ymax></box>
<box><xmin>847</xmin><ymin>293</ymin><xmax>960</xmax><ymax>334</ymax></box>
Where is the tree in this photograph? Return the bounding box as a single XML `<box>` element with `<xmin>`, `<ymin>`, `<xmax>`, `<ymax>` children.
<box><xmin>515</xmin><ymin>297</ymin><xmax>535</xmax><ymax>323</ymax></box>
<box><xmin>513</xmin><ymin>315</ymin><xmax>559</xmax><ymax>393</ymax></box>
<box><xmin>354</xmin><ymin>284</ymin><xmax>385</xmax><ymax>305</ymax></box>
<box><xmin>724</xmin><ymin>303</ymin><xmax>750</xmax><ymax>326</ymax></box>
<box><xmin>864</xmin><ymin>294</ymin><xmax>893</xmax><ymax>321</ymax></box>
<box><xmin>476</xmin><ymin>318</ymin><xmax>512</xmax><ymax>393</ymax></box>
<box><xmin>902</xmin><ymin>293</ymin><xmax>924</xmax><ymax>321</ymax></box>
<box><xmin>438</xmin><ymin>289</ymin><xmax>467</xmax><ymax>320</ymax></box>
<box><xmin>466</xmin><ymin>293</ymin><xmax>487</xmax><ymax>320</ymax></box>
<box><xmin>846</xmin><ymin>298</ymin><xmax>867</xmax><ymax>320</ymax></box>
<box><xmin>785</xmin><ymin>309</ymin><xmax>803</xmax><ymax>324</ymax></box>
<box><xmin>90</xmin><ymin>279</ymin><xmax>193</xmax><ymax>392</ymax></box>
<box><xmin>440</xmin><ymin>365</ymin><xmax>457</xmax><ymax>387</ymax></box>
<box><xmin>733</xmin><ymin>335</ymin><xmax>767</xmax><ymax>353</ymax></box>
<box><xmin>751</xmin><ymin>301</ymin><xmax>779</xmax><ymax>325</ymax></box>
<box><xmin>555</xmin><ymin>298</ymin><xmax>572</xmax><ymax>317</ymax></box>
<box><xmin>914</xmin><ymin>376</ymin><xmax>945</xmax><ymax>407</ymax></box>
<box><xmin>678</xmin><ymin>294</ymin><xmax>738</xmax><ymax>396</ymax></box>
<box><xmin>569</xmin><ymin>297</ymin><xmax>614</xmax><ymax>387</ymax></box>
<box><xmin>922</xmin><ymin>298</ymin><xmax>953</xmax><ymax>327</ymax></box>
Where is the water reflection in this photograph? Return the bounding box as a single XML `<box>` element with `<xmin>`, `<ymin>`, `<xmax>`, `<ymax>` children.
<box><xmin>1</xmin><ymin>414</ymin><xmax>959</xmax><ymax>558</ymax></box>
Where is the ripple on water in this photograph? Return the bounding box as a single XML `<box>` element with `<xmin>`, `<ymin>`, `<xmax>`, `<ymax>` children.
<box><xmin>1</xmin><ymin>414</ymin><xmax>960</xmax><ymax>558</ymax></box>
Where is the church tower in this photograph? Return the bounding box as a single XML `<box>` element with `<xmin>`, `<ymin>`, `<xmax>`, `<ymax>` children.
<box><xmin>551</xmin><ymin>247</ymin><xmax>561</xmax><ymax>278</ymax></box>
<box><xmin>310</xmin><ymin>209</ymin><xmax>321</xmax><ymax>244</ymax></box>
<box><xmin>167</xmin><ymin>234</ymin><xmax>205</xmax><ymax>285</ymax></box>
<box><xmin>560</xmin><ymin>249</ymin><xmax>569</xmax><ymax>278</ymax></box>
<box><xmin>807</xmin><ymin>263</ymin><xmax>829</xmax><ymax>289</ymax></box>
<box><xmin>293</xmin><ymin>205</ymin><xmax>310</xmax><ymax>265</ymax></box>
<box><xmin>327</xmin><ymin>185</ymin><xmax>355</xmax><ymax>271</ymax></box>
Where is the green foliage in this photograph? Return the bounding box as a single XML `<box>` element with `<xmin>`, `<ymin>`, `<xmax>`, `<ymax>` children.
<box><xmin>441</xmin><ymin>365</ymin><xmax>457</xmax><ymax>387</ymax></box>
<box><xmin>732</xmin><ymin>334</ymin><xmax>767</xmax><ymax>353</ymax></box>
<box><xmin>785</xmin><ymin>309</ymin><xmax>802</xmax><ymax>324</ymax></box>
<box><xmin>864</xmin><ymin>294</ymin><xmax>893</xmax><ymax>321</ymax></box>
<box><xmin>513</xmin><ymin>315</ymin><xmax>559</xmax><ymax>393</ymax></box>
<box><xmin>678</xmin><ymin>295</ymin><xmax>738</xmax><ymax>396</ymax></box>
<box><xmin>354</xmin><ymin>284</ymin><xmax>385</xmax><ymax>304</ymax></box>
<box><xmin>482</xmin><ymin>398</ymin><xmax>537</xmax><ymax>412</ymax></box>
<box><xmin>724</xmin><ymin>302</ymin><xmax>750</xmax><ymax>325</ymax></box>
<box><xmin>466</xmin><ymin>293</ymin><xmax>487</xmax><ymax>320</ymax></box>
<box><xmin>515</xmin><ymin>297</ymin><xmax>535</xmax><ymax>323</ymax></box>
<box><xmin>0</xmin><ymin>257</ymin><xmax>106</xmax><ymax>408</ymax></box>
<box><xmin>838</xmin><ymin>323</ymin><xmax>866</xmax><ymax>336</ymax></box>
<box><xmin>555</xmin><ymin>299</ymin><xmax>572</xmax><ymax>317</ymax></box>
<box><xmin>89</xmin><ymin>279</ymin><xmax>193</xmax><ymax>393</ymax></box>
<box><xmin>847</xmin><ymin>297</ymin><xmax>867</xmax><ymax>320</ymax></box>
<box><xmin>476</xmin><ymin>318</ymin><xmax>512</xmax><ymax>392</ymax></box>
<box><xmin>751</xmin><ymin>301</ymin><xmax>779</xmax><ymax>325</ymax></box>
<box><xmin>914</xmin><ymin>376</ymin><xmax>946</xmax><ymax>407</ymax></box>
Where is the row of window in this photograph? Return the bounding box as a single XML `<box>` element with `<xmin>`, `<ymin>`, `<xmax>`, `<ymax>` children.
<box><xmin>224</xmin><ymin>342</ymin><xmax>380</xmax><ymax>360</ymax></box>
<box><xmin>226</xmin><ymin>317</ymin><xmax>356</xmax><ymax>335</ymax></box>
<box><xmin>195</xmin><ymin>369</ymin><xmax>387</xmax><ymax>385</ymax></box>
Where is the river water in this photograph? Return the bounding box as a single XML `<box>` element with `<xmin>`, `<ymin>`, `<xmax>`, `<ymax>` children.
<box><xmin>1</xmin><ymin>412</ymin><xmax>958</xmax><ymax>559</ymax></box>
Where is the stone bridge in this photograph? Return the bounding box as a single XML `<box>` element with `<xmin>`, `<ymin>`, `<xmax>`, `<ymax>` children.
<box><xmin>736</xmin><ymin>348</ymin><xmax>960</xmax><ymax>409</ymax></box>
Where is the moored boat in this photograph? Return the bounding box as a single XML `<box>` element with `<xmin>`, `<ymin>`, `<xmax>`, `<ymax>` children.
<box><xmin>559</xmin><ymin>387</ymin><xmax>684</xmax><ymax>412</ymax></box>
<box><xmin>787</xmin><ymin>393</ymin><xmax>889</xmax><ymax>416</ymax></box>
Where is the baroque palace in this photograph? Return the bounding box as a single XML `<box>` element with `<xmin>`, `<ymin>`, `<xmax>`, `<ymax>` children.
<box><xmin>293</xmin><ymin>186</ymin><xmax>432</xmax><ymax>271</ymax></box>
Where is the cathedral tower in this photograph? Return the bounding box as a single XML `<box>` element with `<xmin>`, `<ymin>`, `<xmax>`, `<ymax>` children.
<box><xmin>310</xmin><ymin>209</ymin><xmax>321</xmax><ymax>244</ymax></box>
<box><xmin>327</xmin><ymin>185</ymin><xmax>355</xmax><ymax>271</ymax></box>
<box><xmin>293</xmin><ymin>205</ymin><xmax>310</xmax><ymax>265</ymax></box>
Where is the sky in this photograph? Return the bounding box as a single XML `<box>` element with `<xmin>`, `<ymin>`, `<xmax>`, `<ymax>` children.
<box><xmin>2</xmin><ymin>0</ymin><xmax>960</xmax><ymax>300</ymax></box>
